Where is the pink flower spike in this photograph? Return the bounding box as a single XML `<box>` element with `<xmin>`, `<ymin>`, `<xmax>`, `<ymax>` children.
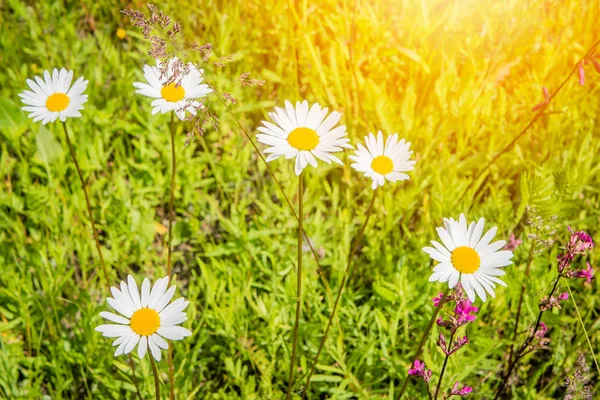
<box><xmin>558</xmin><ymin>292</ymin><xmax>569</xmax><ymax>301</ymax></box>
<box><xmin>408</xmin><ymin>359</ymin><xmax>424</xmax><ymax>375</ymax></box>
<box><xmin>578</xmin><ymin>61</ymin><xmax>585</xmax><ymax>85</ymax></box>
<box><xmin>433</xmin><ymin>292</ymin><xmax>445</xmax><ymax>307</ymax></box>
<box><xmin>450</xmin><ymin>381</ymin><xmax>473</xmax><ymax>396</ymax></box>
<box><xmin>505</xmin><ymin>233</ymin><xmax>522</xmax><ymax>251</ymax></box>
<box><xmin>568</xmin><ymin>229</ymin><xmax>594</xmax><ymax>254</ymax></box>
<box><xmin>534</xmin><ymin>322</ymin><xmax>548</xmax><ymax>339</ymax></box>
<box><xmin>572</xmin><ymin>262</ymin><xmax>594</xmax><ymax>283</ymax></box>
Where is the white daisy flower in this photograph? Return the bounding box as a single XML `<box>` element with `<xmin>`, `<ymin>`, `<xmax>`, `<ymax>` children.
<box><xmin>133</xmin><ymin>57</ymin><xmax>212</xmax><ymax>120</ymax></box>
<box><xmin>95</xmin><ymin>275</ymin><xmax>192</xmax><ymax>361</ymax></box>
<box><xmin>19</xmin><ymin>68</ymin><xmax>88</xmax><ymax>125</ymax></box>
<box><xmin>257</xmin><ymin>100</ymin><xmax>353</xmax><ymax>175</ymax></box>
<box><xmin>349</xmin><ymin>131</ymin><xmax>416</xmax><ymax>190</ymax></box>
<box><xmin>423</xmin><ymin>214</ymin><xmax>514</xmax><ymax>302</ymax></box>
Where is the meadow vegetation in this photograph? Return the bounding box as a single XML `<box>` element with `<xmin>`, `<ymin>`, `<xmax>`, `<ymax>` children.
<box><xmin>0</xmin><ymin>0</ymin><xmax>599</xmax><ymax>398</ymax></box>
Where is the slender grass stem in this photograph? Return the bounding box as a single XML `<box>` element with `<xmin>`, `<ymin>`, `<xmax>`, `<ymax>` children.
<box><xmin>507</xmin><ymin>244</ymin><xmax>535</xmax><ymax>370</ymax></box>
<box><xmin>397</xmin><ymin>288</ymin><xmax>450</xmax><ymax>400</ymax></box>
<box><xmin>434</xmin><ymin>331</ymin><xmax>455</xmax><ymax>400</ymax></box>
<box><xmin>149</xmin><ymin>356</ymin><xmax>161</xmax><ymax>400</ymax></box>
<box><xmin>459</xmin><ymin>38</ymin><xmax>600</xmax><ymax>206</ymax></box>
<box><xmin>494</xmin><ymin>275</ymin><xmax>562</xmax><ymax>399</ymax></box>
<box><xmin>208</xmin><ymin>87</ymin><xmax>325</xmax><ymax>272</ymax></box>
<box><xmin>167</xmin><ymin>110</ymin><xmax>176</xmax><ymax>279</ymax></box>
<box><xmin>286</xmin><ymin>173</ymin><xmax>304</xmax><ymax>400</ymax></box>
<box><xmin>566</xmin><ymin>281</ymin><xmax>600</xmax><ymax>375</ymax></box>
<box><xmin>61</xmin><ymin>121</ymin><xmax>110</xmax><ymax>291</ymax></box>
<box><xmin>127</xmin><ymin>354</ymin><xmax>143</xmax><ymax>400</ymax></box>
<box><xmin>302</xmin><ymin>189</ymin><xmax>378</xmax><ymax>398</ymax></box>
<box><xmin>166</xmin><ymin>110</ymin><xmax>177</xmax><ymax>400</ymax></box>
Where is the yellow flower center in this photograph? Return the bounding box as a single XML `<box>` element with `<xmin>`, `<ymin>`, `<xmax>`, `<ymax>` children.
<box><xmin>451</xmin><ymin>246</ymin><xmax>481</xmax><ymax>274</ymax></box>
<box><xmin>46</xmin><ymin>93</ymin><xmax>70</xmax><ymax>112</ymax></box>
<box><xmin>161</xmin><ymin>83</ymin><xmax>185</xmax><ymax>102</ymax></box>
<box><xmin>371</xmin><ymin>155</ymin><xmax>394</xmax><ymax>175</ymax></box>
<box><xmin>287</xmin><ymin>127</ymin><xmax>320</xmax><ymax>151</ymax></box>
<box><xmin>130</xmin><ymin>308</ymin><xmax>161</xmax><ymax>336</ymax></box>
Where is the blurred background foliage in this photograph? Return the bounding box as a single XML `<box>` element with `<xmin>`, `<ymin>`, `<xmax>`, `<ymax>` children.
<box><xmin>0</xmin><ymin>0</ymin><xmax>599</xmax><ymax>398</ymax></box>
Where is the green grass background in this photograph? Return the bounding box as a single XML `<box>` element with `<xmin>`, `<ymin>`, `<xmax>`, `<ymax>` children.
<box><xmin>1</xmin><ymin>0</ymin><xmax>600</xmax><ymax>398</ymax></box>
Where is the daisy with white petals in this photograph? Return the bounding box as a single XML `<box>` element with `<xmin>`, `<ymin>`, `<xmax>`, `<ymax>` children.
<box><xmin>350</xmin><ymin>131</ymin><xmax>416</xmax><ymax>190</ymax></box>
<box><xmin>423</xmin><ymin>214</ymin><xmax>514</xmax><ymax>302</ymax></box>
<box><xmin>96</xmin><ymin>275</ymin><xmax>192</xmax><ymax>361</ymax></box>
<box><xmin>257</xmin><ymin>100</ymin><xmax>353</xmax><ymax>175</ymax></box>
<box><xmin>133</xmin><ymin>57</ymin><xmax>212</xmax><ymax>120</ymax></box>
<box><xmin>19</xmin><ymin>68</ymin><xmax>88</xmax><ymax>125</ymax></box>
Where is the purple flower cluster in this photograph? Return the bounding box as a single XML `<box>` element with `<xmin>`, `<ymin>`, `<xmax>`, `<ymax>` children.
<box><xmin>436</xmin><ymin>286</ymin><xmax>479</xmax><ymax>336</ymax></box>
<box><xmin>445</xmin><ymin>382</ymin><xmax>473</xmax><ymax>398</ymax></box>
<box><xmin>408</xmin><ymin>359</ymin><xmax>432</xmax><ymax>383</ymax></box>
<box><xmin>557</xmin><ymin>227</ymin><xmax>595</xmax><ymax>277</ymax></box>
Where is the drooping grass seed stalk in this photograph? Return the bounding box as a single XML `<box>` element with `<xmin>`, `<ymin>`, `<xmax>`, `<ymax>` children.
<box><xmin>286</xmin><ymin>172</ymin><xmax>304</xmax><ymax>400</ymax></box>
<box><xmin>121</xmin><ymin>15</ymin><xmax>327</xmax><ymax>275</ymax></box>
<box><xmin>397</xmin><ymin>288</ymin><xmax>450</xmax><ymax>400</ymax></box>
<box><xmin>302</xmin><ymin>189</ymin><xmax>378</xmax><ymax>398</ymax></box>
<box><xmin>566</xmin><ymin>281</ymin><xmax>600</xmax><ymax>375</ymax></box>
<box><xmin>433</xmin><ymin>330</ymin><xmax>456</xmax><ymax>400</ymax></box>
<box><xmin>61</xmin><ymin>121</ymin><xmax>110</xmax><ymax>292</ymax></box>
<box><xmin>493</xmin><ymin>275</ymin><xmax>562</xmax><ymax>399</ymax></box>
<box><xmin>506</xmin><ymin>244</ymin><xmax>535</xmax><ymax>370</ymax></box>
<box><xmin>459</xmin><ymin>38</ymin><xmax>600</xmax><ymax>206</ymax></box>
<box><xmin>166</xmin><ymin>110</ymin><xmax>177</xmax><ymax>400</ymax></box>
<box><xmin>149</xmin><ymin>356</ymin><xmax>161</xmax><ymax>400</ymax></box>
<box><xmin>128</xmin><ymin>354</ymin><xmax>143</xmax><ymax>400</ymax></box>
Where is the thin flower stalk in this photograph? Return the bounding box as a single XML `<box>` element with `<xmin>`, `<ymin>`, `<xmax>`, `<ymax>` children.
<box><xmin>128</xmin><ymin>354</ymin><xmax>143</xmax><ymax>400</ymax></box>
<box><xmin>149</xmin><ymin>356</ymin><xmax>161</xmax><ymax>400</ymax></box>
<box><xmin>165</xmin><ymin>110</ymin><xmax>177</xmax><ymax>400</ymax></box>
<box><xmin>286</xmin><ymin>173</ymin><xmax>304</xmax><ymax>400</ymax></box>
<box><xmin>62</xmin><ymin>121</ymin><xmax>110</xmax><ymax>291</ymax></box>
<box><xmin>397</xmin><ymin>288</ymin><xmax>450</xmax><ymax>399</ymax></box>
<box><xmin>565</xmin><ymin>281</ymin><xmax>600</xmax><ymax>375</ymax></box>
<box><xmin>303</xmin><ymin>189</ymin><xmax>378</xmax><ymax>397</ymax></box>
<box><xmin>506</xmin><ymin>243</ymin><xmax>535</xmax><ymax>370</ymax></box>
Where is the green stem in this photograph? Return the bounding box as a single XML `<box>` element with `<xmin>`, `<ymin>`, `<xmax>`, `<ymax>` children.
<box><xmin>434</xmin><ymin>331</ymin><xmax>455</xmax><ymax>400</ymax></box>
<box><xmin>507</xmin><ymin>244</ymin><xmax>535</xmax><ymax>370</ymax></box>
<box><xmin>149</xmin><ymin>356</ymin><xmax>161</xmax><ymax>400</ymax></box>
<box><xmin>61</xmin><ymin>121</ymin><xmax>110</xmax><ymax>291</ymax></box>
<box><xmin>303</xmin><ymin>189</ymin><xmax>377</xmax><ymax>398</ymax></box>
<box><xmin>494</xmin><ymin>275</ymin><xmax>562</xmax><ymax>399</ymax></box>
<box><xmin>166</xmin><ymin>110</ymin><xmax>176</xmax><ymax>400</ymax></box>
<box><xmin>286</xmin><ymin>173</ymin><xmax>304</xmax><ymax>400</ymax></box>
<box><xmin>167</xmin><ymin>110</ymin><xmax>176</xmax><ymax>280</ymax></box>
<box><xmin>566</xmin><ymin>280</ymin><xmax>600</xmax><ymax>375</ymax></box>
<box><xmin>209</xmin><ymin>87</ymin><xmax>325</xmax><ymax>273</ymax></box>
<box><xmin>397</xmin><ymin>288</ymin><xmax>450</xmax><ymax>399</ymax></box>
<box><xmin>127</xmin><ymin>354</ymin><xmax>143</xmax><ymax>400</ymax></box>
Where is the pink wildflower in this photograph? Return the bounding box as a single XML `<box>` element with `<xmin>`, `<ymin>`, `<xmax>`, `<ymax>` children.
<box><xmin>448</xmin><ymin>381</ymin><xmax>473</xmax><ymax>397</ymax></box>
<box><xmin>534</xmin><ymin>322</ymin><xmax>548</xmax><ymax>339</ymax></box>
<box><xmin>505</xmin><ymin>233</ymin><xmax>522</xmax><ymax>251</ymax></box>
<box><xmin>570</xmin><ymin>262</ymin><xmax>594</xmax><ymax>283</ymax></box>
<box><xmin>455</xmin><ymin>299</ymin><xmax>478</xmax><ymax>326</ymax></box>
<box><xmin>408</xmin><ymin>359</ymin><xmax>432</xmax><ymax>383</ymax></box>
<box><xmin>433</xmin><ymin>292</ymin><xmax>445</xmax><ymax>307</ymax></box>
